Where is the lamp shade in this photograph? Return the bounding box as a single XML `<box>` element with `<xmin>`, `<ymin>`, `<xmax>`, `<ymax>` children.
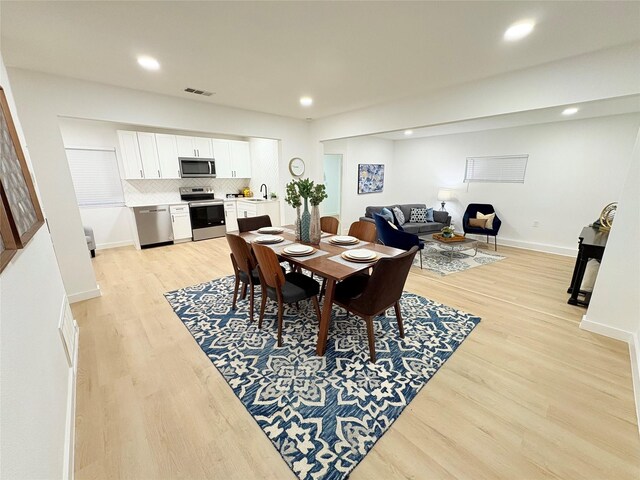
<box><xmin>437</xmin><ymin>189</ymin><xmax>452</xmax><ymax>201</ymax></box>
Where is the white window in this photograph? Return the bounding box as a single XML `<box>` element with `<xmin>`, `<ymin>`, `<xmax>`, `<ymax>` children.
<box><xmin>66</xmin><ymin>147</ymin><xmax>125</xmax><ymax>207</ymax></box>
<box><xmin>464</xmin><ymin>155</ymin><xmax>528</xmax><ymax>183</ymax></box>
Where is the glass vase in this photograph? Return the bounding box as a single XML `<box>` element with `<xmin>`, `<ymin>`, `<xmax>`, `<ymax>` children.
<box><xmin>300</xmin><ymin>199</ymin><xmax>311</xmax><ymax>243</ymax></box>
<box><xmin>309</xmin><ymin>205</ymin><xmax>321</xmax><ymax>244</ymax></box>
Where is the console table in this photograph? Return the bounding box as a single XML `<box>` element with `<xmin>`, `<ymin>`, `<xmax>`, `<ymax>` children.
<box><xmin>567</xmin><ymin>226</ymin><xmax>608</xmax><ymax>307</ymax></box>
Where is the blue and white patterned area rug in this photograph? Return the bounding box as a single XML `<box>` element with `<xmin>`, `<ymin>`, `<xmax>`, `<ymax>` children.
<box><xmin>165</xmin><ymin>276</ymin><xmax>480</xmax><ymax>480</ymax></box>
<box><xmin>414</xmin><ymin>243</ymin><xmax>506</xmax><ymax>276</ymax></box>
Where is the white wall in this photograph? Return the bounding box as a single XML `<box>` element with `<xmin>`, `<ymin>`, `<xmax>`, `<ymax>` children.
<box><xmin>9</xmin><ymin>70</ymin><xmax>311</xmax><ymax>299</ymax></box>
<box><xmin>389</xmin><ymin>114</ymin><xmax>640</xmax><ymax>254</ymax></box>
<box><xmin>581</xmin><ymin>129</ymin><xmax>640</xmax><ymax>424</ymax></box>
<box><xmin>249</xmin><ymin>137</ymin><xmax>280</xmax><ymax>199</ymax></box>
<box><xmin>0</xmin><ymin>54</ymin><xmax>72</xmax><ymax>480</ymax></box>
<box><xmin>324</xmin><ymin>136</ymin><xmax>395</xmax><ymax>233</ymax></box>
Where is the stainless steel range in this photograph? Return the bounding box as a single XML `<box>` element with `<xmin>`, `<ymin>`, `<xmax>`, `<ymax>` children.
<box><xmin>180</xmin><ymin>187</ymin><xmax>225</xmax><ymax>241</ymax></box>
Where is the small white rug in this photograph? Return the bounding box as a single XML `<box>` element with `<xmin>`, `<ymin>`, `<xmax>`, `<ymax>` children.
<box><xmin>413</xmin><ymin>243</ymin><xmax>506</xmax><ymax>275</ymax></box>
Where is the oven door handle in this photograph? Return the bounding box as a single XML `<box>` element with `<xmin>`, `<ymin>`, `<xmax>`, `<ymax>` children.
<box><xmin>189</xmin><ymin>201</ymin><xmax>223</xmax><ymax>208</ymax></box>
<box><xmin>208</xmin><ymin>162</ymin><xmax>212</xmax><ymax>175</ymax></box>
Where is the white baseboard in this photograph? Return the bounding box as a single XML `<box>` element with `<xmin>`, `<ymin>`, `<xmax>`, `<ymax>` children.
<box><xmin>466</xmin><ymin>234</ymin><xmax>577</xmax><ymax>257</ymax></box>
<box><xmin>630</xmin><ymin>332</ymin><xmax>640</xmax><ymax>436</ymax></box>
<box><xmin>96</xmin><ymin>239</ymin><xmax>134</xmax><ymax>250</ymax></box>
<box><xmin>579</xmin><ymin>314</ymin><xmax>634</xmax><ymax>342</ymax></box>
<box><xmin>68</xmin><ymin>286</ymin><xmax>101</xmax><ymax>304</ymax></box>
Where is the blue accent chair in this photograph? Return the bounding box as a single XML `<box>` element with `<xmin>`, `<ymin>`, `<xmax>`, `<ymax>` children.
<box><xmin>462</xmin><ymin>203</ymin><xmax>502</xmax><ymax>251</ymax></box>
<box><xmin>374</xmin><ymin>213</ymin><xmax>424</xmax><ymax>269</ymax></box>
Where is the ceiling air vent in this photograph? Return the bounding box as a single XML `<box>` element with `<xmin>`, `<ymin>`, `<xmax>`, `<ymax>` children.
<box><xmin>184</xmin><ymin>87</ymin><xmax>214</xmax><ymax>97</ymax></box>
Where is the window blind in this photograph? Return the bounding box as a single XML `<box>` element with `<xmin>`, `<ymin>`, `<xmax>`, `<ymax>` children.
<box><xmin>464</xmin><ymin>155</ymin><xmax>528</xmax><ymax>183</ymax></box>
<box><xmin>66</xmin><ymin>148</ymin><xmax>125</xmax><ymax>207</ymax></box>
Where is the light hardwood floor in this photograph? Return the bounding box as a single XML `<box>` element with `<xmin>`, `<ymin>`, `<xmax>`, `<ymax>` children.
<box><xmin>71</xmin><ymin>239</ymin><xmax>640</xmax><ymax>479</ymax></box>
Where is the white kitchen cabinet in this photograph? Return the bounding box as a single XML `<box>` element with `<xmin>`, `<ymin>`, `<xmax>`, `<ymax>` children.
<box><xmin>224</xmin><ymin>201</ymin><xmax>239</xmax><ymax>232</ymax></box>
<box><xmin>229</xmin><ymin>140</ymin><xmax>252</xmax><ymax>178</ymax></box>
<box><xmin>214</xmin><ymin>139</ymin><xmax>251</xmax><ymax>178</ymax></box>
<box><xmin>212</xmin><ymin>140</ymin><xmax>232</xmax><ymax>178</ymax></box>
<box><xmin>170</xmin><ymin>204</ymin><xmax>192</xmax><ymax>242</ymax></box>
<box><xmin>236</xmin><ymin>200</ymin><xmax>280</xmax><ymax>226</ymax></box>
<box><xmin>176</xmin><ymin>135</ymin><xmax>213</xmax><ymax>158</ymax></box>
<box><xmin>117</xmin><ymin>130</ymin><xmax>144</xmax><ymax>179</ymax></box>
<box><xmin>155</xmin><ymin>134</ymin><xmax>181</xmax><ymax>179</ymax></box>
<box><xmin>137</xmin><ymin>132</ymin><xmax>162</xmax><ymax>179</ymax></box>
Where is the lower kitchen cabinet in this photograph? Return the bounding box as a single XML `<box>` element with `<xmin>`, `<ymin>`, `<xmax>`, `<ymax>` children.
<box><xmin>235</xmin><ymin>200</ymin><xmax>280</xmax><ymax>226</ymax></box>
<box><xmin>170</xmin><ymin>204</ymin><xmax>192</xmax><ymax>242</ymax></box>
<box><xmin>224</xmin><ymin>201</ymin><xmax>239</xmax><ymax>232</ymax></box>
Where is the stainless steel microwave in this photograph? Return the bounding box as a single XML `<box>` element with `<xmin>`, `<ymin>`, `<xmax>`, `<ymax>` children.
<box><xmin>179</xmin><ymin>158</ymin><xmax>216</xmax><ymax>178</ymax></box>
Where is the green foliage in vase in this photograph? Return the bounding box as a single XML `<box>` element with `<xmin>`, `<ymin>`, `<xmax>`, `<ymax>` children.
<box><xmin>296</xmin><ymin>178</ymin><xmax>314</xmax><ymax>199</ymax></box>
<box><xmin>310</xmin><ymin>184</ymin><xmax>328</xmax><ymax>206</ymax></box>
<box><xmin>284</xmin><ymin>180</ymin><xmax>302</xmax><ymax>208</ymax></box>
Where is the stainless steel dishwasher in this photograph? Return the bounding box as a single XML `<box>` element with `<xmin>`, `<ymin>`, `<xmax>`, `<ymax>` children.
<box><xmin>133</xmin><ymin>205</ymin><xmax>173</xmax><ymax>248</ymax></box>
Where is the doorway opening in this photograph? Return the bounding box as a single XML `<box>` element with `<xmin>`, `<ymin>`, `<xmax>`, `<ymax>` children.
<box><xmin>321</xmin><ymin>154</ymin><xmax>342</xmax><ymax>220</ymax></box>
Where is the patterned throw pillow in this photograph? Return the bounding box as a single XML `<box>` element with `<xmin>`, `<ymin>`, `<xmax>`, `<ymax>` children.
<box><xmin>409</xmin><ymin>207</ymin><xmax>427</xmax><ymax>223</ymax></box>
<box><xmin>392</xmin><ymin>207</ymin><xmax>405</xmax><ymax>225</ymax></box>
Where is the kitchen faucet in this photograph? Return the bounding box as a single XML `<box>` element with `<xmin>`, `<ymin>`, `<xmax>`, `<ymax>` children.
<box><xmin>260</xmin><ymin>183</ymin><xmax>268</xmax><ymax>199</ymax></box>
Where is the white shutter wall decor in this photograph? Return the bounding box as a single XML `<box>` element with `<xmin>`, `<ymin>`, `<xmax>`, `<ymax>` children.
<box><xmin>66</xmin><ymin>147</ymin><xmax>125</xmax><ymax>207</ymax></box>
<box><xmin>464</xmin><ymin>155</ymin><xmax>529</xmax><ymax>183</ymax></box>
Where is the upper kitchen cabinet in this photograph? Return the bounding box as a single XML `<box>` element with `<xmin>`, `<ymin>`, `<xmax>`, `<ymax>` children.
<box><xmin>137</xmin><ymin>132</ymin><xmax>161</xmax><ymax>179</ymax></box>
<box><xmin>117</xmin><ymin>130</ymin><xmax>144</xmax><ymax>179</ymax></box>
<box><xmin>229</xmin><ymin>140</ymin><xmax>252</xmax><ymax>178</ymax></box>
<box><xmin>155</xmin><ymin>134</ymin><xmax>181</xmax><ymax>179</ymax></box>
<box><xmin>176</xmin><ymin>135</ymin><xmax>213</xmax><ymax>158</ymax></box>
<box><xmin>212</xmin><ymin>139</ymin><xmax>232</xmax><ymax>178</ymax></box>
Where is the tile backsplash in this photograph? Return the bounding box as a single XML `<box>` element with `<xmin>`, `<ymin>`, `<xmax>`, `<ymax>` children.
<box><xmin>124</xmin><ymin>178</ymin><xmax>249</xmax><ymax>205</ymax></box>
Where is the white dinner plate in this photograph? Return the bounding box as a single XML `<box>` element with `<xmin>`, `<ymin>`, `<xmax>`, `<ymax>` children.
<box><xmin>254</xmin><ymin>235</ymin><xmax>284</xmax><ymax>244</ymax></box>
<box><xmin>257</xmin><ymin>227</ymin><xmax>284</xmax><ymax>234</ymax></box>
<box><xmin>344</xmin><ymin>248</ymin><xmax>376</xmax><ymax>260</ymax></box>
<box><xmin>284</xmin><ymin>244</ymin><xmax>314</xmax><ymax>254</ymax></box>
<box><xmin>330</xmin><ymin>235</ymin><xmax>358</xmax><ymax>244</ymax></box>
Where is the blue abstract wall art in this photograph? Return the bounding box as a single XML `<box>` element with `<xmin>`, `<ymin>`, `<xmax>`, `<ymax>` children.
<box><xmin>357</xmin><ymin>163</ymin><xmax>384</xmax><ymax>194</ymax></box>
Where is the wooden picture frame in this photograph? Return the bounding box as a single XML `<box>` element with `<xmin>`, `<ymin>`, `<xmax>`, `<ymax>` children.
<box><xmin>0</xmin><ymin>195</ymin><xmax>18</xmax><ymax>273</ymax></box>
<box><xmin>0</xmin><ymin>86</ymin><xmax>44</xmax><ymax>248</ymax></box>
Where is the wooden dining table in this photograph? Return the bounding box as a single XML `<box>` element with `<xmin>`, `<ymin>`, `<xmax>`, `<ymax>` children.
<box><xmin>236</xmin><ymin>226</ymin><xmax>405</xmax><ymax>356</ymax></box>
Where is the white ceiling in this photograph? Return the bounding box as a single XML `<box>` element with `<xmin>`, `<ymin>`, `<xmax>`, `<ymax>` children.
<box><xmin>373</xmin><ymin>95</ymin><xmax>640</xmax><ymax>140</ymax></box>
<box><xmin>1</xmin><ymin>1</ymin><xmax>639</xmax><ymax>119</ymax></box>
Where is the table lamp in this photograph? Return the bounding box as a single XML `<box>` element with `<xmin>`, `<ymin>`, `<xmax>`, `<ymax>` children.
<box><xmin>437</xmin><ymin>189</ymin><xmax>452</xmax><ymax>211</ymax></box>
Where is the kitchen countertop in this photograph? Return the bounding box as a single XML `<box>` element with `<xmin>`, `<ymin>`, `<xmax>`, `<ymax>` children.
<box><xmin>126</xmin><ymin>198</ymin><xmax>279</xmax><ymax>208</ymax></box>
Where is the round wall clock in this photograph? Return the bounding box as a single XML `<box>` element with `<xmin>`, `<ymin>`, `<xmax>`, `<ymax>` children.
<box><xmin>289</xmin><ymin>157</ymin><xmax>305</xmax><ymax>177</ymax></box>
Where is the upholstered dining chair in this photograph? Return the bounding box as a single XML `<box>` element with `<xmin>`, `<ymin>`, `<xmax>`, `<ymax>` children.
<box><xmin>320</xmin><ymin>216</ymin><xmax>339</xmax><ymax>235</ymax></box>
<box><xmin>348</xmin><ymin>220</ymin><xmax>377</xmax><ymax>243</ymax></box>
<box><xmin>462</xmin><ymin>204</ymin><xmax>502</xmax><ymax>251</ymax></box>
<box><xmin>252</xmin><ymin>243</ymin><xmax>322</xmax><ymax>347</ymax></box>
<box><xmin>332</xmin><ymin>246</ymin><xmax>418</xmax><ymax>362</ymax></box>
<box><xmin>237</xmin><ymin>215</ymin><xmax>272</xmax><ymax>233</ymax></box>
<box><xmin>226</xmin><ymin>233</ymin><xmax>259</xmax><ymax>322</ymax></box>
<box><xmin>374</xmin><ymin>213</ymin><xmax>424</xmax><ymax>269</ymax></box>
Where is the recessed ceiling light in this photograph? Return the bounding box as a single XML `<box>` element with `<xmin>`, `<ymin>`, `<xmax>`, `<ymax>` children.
<box><xmin>504</xmin><ymin>20</ymin><xmax>535</xmax><ymax>41</ymax></box>
<box><xmin>137</xmin><ymin>55</ymin><xmax>160</xmax><ymax>71</ymax></box>
<box><xmin>404</xmin><ymin>130</ymin><xmax>413</xmax><ymax>136</ymax></box>
<box><xmin>562</xmin><ymin>107</ymin><xmax>579</xmax><ymax>116</ymax></box>
<box><xmin>300</xmin><ymin>96</ymin><xmax>313</xmax><ymax>107</ymax></box>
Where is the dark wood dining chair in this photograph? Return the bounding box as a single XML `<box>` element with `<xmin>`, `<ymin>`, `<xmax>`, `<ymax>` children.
<box><xmin>237</xmin><ymin>215</ymin><xmax>271</xmax><ymax>233</ymax></box>
<box><xmin>320</xmin><ymin>216</ymin><xmax>339</xmax><ymax>234</ymax></box>
<box><xmin>252</xmin><ymin>243</ymin><xmax>322</xmax><ymax>347</ymax></box>
<box><xmin>348</xmin><ymin>220</ymin><xmax>377</xmax><ymax>243</ymax></box>
<box><xmin>226</xmin><ymin>233</ymin><xmax>260</xmax><ymax>322</ymax></box>
<box><xmin>332</xmin><ymin>246</ymin><xmax>418</xmax><ymax>362</ymax></box>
